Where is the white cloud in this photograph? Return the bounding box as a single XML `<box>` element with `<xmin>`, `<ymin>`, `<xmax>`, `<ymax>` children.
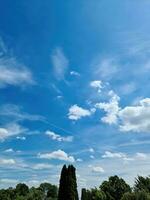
<box><xmin>89</xmin><ymin>148</ymin><xmax>95</xmax><ymax>153</ymax></box>
<box><xmin>68</xmin><ymin>104</ymin><xmax>92</xmax><ymax>120</ymax></box>
<box><xmin>46</xmin><ymin>130</ymin><xmax>73</xmax><ymax>142</ymax></box>
<box><xmin>0</xmin><ymin>57</ymin><xmax>34</xmax><ymax>88</ymax></box>
<box><xmin>119</xmin><ymin>98</ymin><xmax>150</xmax><ymax>132</ymax></box>
<box><xmin>92</xmin><ymin>166</ymin><xmax>104</xmax><ymax>173</ymax></box>
<box><xmin>38</xmin><ymin>149</ymin><xmax>75</xmax><ymax>162</ymax></box>
<box><xmin>70</xmin><ymin>71</ymin><xmax>80</xmax><ymax>76</ymax></box>
<box><xmin>4</xmin><ymin>148</ymin><xmax>14</xmax><ymax>153</ymax></box>
<box><xmin>51</xmin><ymin>47</ymin><xmax>69</xmax><ymax>80</ymax></box>
<box><xmin>0</xmin><ymin>158</ymin><xmax>16</xmax><ymax>165</ymax></box>
<box><xmin>16</xmin><ymin>136</ymin><xmax>26</xmax><ymax>140</ymax></box>
<box><xmin>96</xmin><ymin>90</ymin><xmax>120</xmax><ymax>124</ymax></box>
<box><xmin>0</xmin><ymin>123</ymin><xmax>27</xmax><ymax>141</ymax></box>
<box><xmin>90</xmin><ymin>80</ymin><xmax>103</xmax><ymax>93</ymax></box>
<box><xmin>102</xmin><ymin>151</ymin><xmax>126</xmax><ymax>159</ymax></box>
<box><xmin>95</xmin><ymin>91</ymin><xmax>150</xmax><ymax>133</ymax></box>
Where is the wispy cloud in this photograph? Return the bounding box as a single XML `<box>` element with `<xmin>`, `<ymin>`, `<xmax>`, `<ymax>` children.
<box><xmin>51</xmin><ymin>47</ymin><xmax>69</xmax><ymax>80</ymax></box>
<box><xmin>0</xmin><ymin>37</ymin><xmax>35</xmax><ymax>88</ymax></box>
<box><xmin>0</xmin><ymin>57</ymin><xmax>35</xmax><ymax>88</ymax></box>
<box><xmin>46</xmin><ymin>130</ymin><xmax>73</xmax><ymax>142</ymax></box>
<box><xmin>0</xmin><ymin>104</ymin><xmax>45</xmax><ymax>122</ymax></box>
<box><xmin>0</xmin><ymin>123</ymin><xmax>27</xmax><ymax>141</ymax></box>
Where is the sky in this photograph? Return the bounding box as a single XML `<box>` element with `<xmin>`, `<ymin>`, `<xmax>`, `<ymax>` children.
<box><xmin>1</xmin><ymin>0</ymin><xmax>150</xmax><ymax>192</ymax></box>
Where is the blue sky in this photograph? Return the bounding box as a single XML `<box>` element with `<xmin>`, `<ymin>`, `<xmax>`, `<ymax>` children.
<box><xmin>1</xmin><ymin>0</ymin><xmax>150</xmax><ymax>191</ymax></box>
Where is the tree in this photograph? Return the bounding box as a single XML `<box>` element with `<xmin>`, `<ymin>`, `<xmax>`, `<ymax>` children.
<box><xmin>58</xmin><ymin>165</ymin><xmax>79</xmax><ymax>200</ymax></box>
<box><xmin>90</xmin><ymin>188</ymin><xmax>106</xmax><ymax>200</ymax></box>
<box><xmin>39</xmin><ymin>182</ymin><xmax>58</xmax><ymax>199</ymax></box>
<box><xmin>15</xmin><ymin>183</ymin><xmax>29</xmax><ymax>197</ymax></box>
<box><xmin>134</xmin><ymin>176</ymin><xmax>150</xmax><ymax>193</ymax></box>
<box><xmin>100</xmin><ymin>175</ymin><xmax>131</xmax><ymax>200</ymax></box>
<box><xmin>81</xmin><ymin>188</ymin><xmax>88</xmax><ymax>200</ymax></box>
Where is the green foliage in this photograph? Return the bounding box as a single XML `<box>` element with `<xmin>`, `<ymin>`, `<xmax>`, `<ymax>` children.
<box><xmin>100</xmin><ymin>175</ymin><xmax>131</xmax><ymax>200</ymax></box>
<box><xmin>81</xmin><ymin>188</ymin><xmax>106</xmax><ymax>200</ymax></box>
<box><xmin>134</xmin><ymin>176</ymin><xmax>150</xmax><ymax>193</ymax></box>
<box><xmin>0</xmin><ymin>183</ymin><xmax>58</xmax><ymax>200</ymax></box>
<box><xmin>121</xmin><ymin>192</ymin><xmax>136</xmax><ymax>200</ymax></box>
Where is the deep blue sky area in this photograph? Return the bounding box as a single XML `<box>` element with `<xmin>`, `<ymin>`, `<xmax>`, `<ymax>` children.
<box><xmin>0</xmin><ymin>0</ymin><xmax>150</xmax><ymax>191</ymax></box>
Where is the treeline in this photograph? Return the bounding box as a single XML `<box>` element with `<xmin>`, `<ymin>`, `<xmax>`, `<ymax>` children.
<box><xmin>0</xmin><ymin>182</ymin><xmax>58</xmax><ymax>200</ymax></box>
<box><xmin>0</xmin><ymin>165</ymin><xmax>150</xmax><ymax>200</ymax></box>
<box><xmin>81</xmin><ymin>175</ymin><xmax>150</xmax><ymax>200</ymax></box>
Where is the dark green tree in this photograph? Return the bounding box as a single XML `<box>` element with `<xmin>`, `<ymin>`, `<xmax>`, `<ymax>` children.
<box><xmin>15</xmin><ymin>183</ymin><xmax>29</xmax><ymax>197</ymax></box>
<box><xmin>134</xmin><ymin>176</ymin><xmax>150</xmax><ymax>193</ymax></box>
<box><xmin>58</xmin><ymin>165</ymin><xmax>78</xmax><ymax>200</ymax></box>
<box><xmin>100</xmin><ymin>175</ymin><xmax>131</xmax><ymax>200</ymax></box>
<box><xmin>58</xmin><ymin>165</ymin><xmax>68</xmax><ymax>200</ymax></box>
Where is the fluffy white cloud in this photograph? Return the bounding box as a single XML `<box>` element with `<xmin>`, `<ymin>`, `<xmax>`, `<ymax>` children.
<box><xmin>0</xmin><ymin>123</ymin><xmax>27</xmax><ymax>141</ymax></box>
<box><xmin>68</xmin><ymin>105</ymin><xmax>92</xmax><ymax>120</ymax></box>
<box><xmin>46</xmin><ymin>130</ymin><xmax>73</xmax><ymax>142</ymax></box>
<box><xmin>118</xmin><ymin>98</ymin><xmax>150</xmax><ymax>132</ymax></box>
<box><xmin>90</xmin><ymin>80</ymin><xmax>103</xmax><ymax>93</ymax></box>
<box><xmin>96</xmin><ymin>90</ymin><xmax>120</xmax><ymax>124</ymax></box>
<box><xmin>38</xmin><ymin>149</ymin><xmax>75</xmax><ymax>162</ymax></box>
<box><xmin>92</xmin><ymin>166</ymin><xmax>104</xmax><ymax>173</ymax></box>
<box><xmin>51</xmin><ymin>47</ymin><xmax>69</xmax><ymax>80</ymax></box>
<box><xmin>0</xmin><ymin>57</ymin><xmax>34</xmax><ymax>88</ymax></box>
<box><xmin>96</xmin><ymin>91</ymin><xmax>150</xmax><ymax>133</ymax></box>
<box><xmin>102</xmin><ymin>151</ymin><xmax>126</xmax><ymax>159</ymax></box>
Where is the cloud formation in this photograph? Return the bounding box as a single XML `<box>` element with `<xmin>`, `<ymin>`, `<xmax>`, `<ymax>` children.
<box><xmin>68</xmin><ymin>105</ymin><xmax>93</xmax><ymax>121</ymax></box>
<box><xmin>46</xmin><ymin>130</ymin><xmax>73</xmax><ymax>142</ymax></box>
<box><xmin>119</xmin><ymin>98</ymin><xmax>150</xmax><ymax>132</ymax></box>
<box><xmin>38</xmin><ymin>149</ymin><xmax>75</xmax><ymax>162</ymax></box>
<box><xmin>0</xmin><ymin>123</ymin><xmax>27</xmax><ymax>141</ymax></box>
<box><xmin>96</xmin><ymin>90</ymin><xmax>120</xmax><ymax>124</ymax></box>
<box><xmin>0</xmin><ymin>57</ymin><xmax>34</xmax><ymax>88</ymax></box>
<box><xmin>90</xmin><ymin>80</ymin><xmax>103</xmax><ymax>93</ymax></box>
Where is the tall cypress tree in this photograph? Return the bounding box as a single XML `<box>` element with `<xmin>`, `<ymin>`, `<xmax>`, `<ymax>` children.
<box><xmin>58</xmin><ymin>165</ymin><xmax>79</xmax><ymax>200</ymax></box>
<box><xmin>58</xmin><ymin>165</ymin><xmax>68</xmax><ymax>200</ymax></box>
